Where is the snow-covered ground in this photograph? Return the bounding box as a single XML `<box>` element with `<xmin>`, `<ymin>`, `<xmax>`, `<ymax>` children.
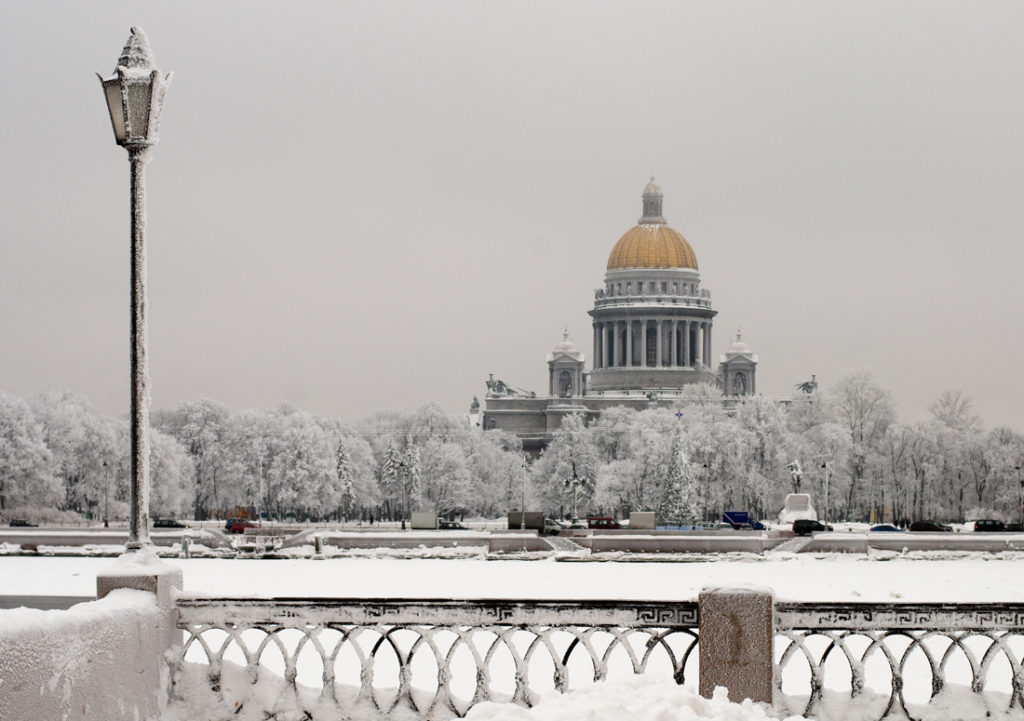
<box><xmin>5</xmin><ymin>553</ymin><xmax>1024</xmax><ymax>720</ymax></box>
<box><xmin>2</xmin><ymin>551</ymin><xmax>1022</xmax><ymax>602</ymax></box>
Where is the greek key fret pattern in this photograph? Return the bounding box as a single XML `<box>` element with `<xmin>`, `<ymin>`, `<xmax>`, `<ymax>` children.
<box><xmin>174</xmin><ymin>598</ymin><xmax>700</xmax><ymax>720</ymax></box>
<box><xmin>775</xmin><ymin>603</ymin><xmax>1024</xmax><ymax>720</ymax></box>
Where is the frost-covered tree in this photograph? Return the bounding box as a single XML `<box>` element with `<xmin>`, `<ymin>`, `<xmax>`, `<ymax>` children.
<box><xmin>0</xmin><ymin>393</ymin><xmax>59</xmax><ymax>512</ymax></box>
<box><xmin>418</xmin><ymin>438</ymin><xmax>470</xmax><ymax>515</ymax></box>
<box><xmin>828</xmin><ymin>370</ymin><xmax>895</xmax><ymax>519</ymax></box>
<box><xmin>149</xmin><ymin>429</ymin><xmax>194</xmax><ymax>517</ymax></box>
<box><xmin>335</xmin><ymin>440</ymin><xmax>355</xmax><ymax>519</ymax></box>
<box><xmin>658</xmin><ymin>432</ymin><xmax>698</xmax><ymax>525</ymax></box>
<box><xmin>532</xmin><ymin>413</ymin><xmax>598</xmax><ymax>519</ymax></box>
<box><xmin>153</xmin><ymin>399</ymin><xmax>231</xmax><ymax>518</ymax></box>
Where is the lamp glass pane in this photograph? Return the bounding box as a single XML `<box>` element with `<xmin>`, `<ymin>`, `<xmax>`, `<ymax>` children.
<box><xmin>103</xmin><ymin>81</ymin><xmax>126</xmax><ymax>142</ymax></box>
<box><xmin>126</xmin><ymin>82</ymin><xmax>153</xmax><ymax>142</ymax></box>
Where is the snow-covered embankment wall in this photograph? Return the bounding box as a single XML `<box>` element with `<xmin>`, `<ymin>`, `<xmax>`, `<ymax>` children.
<box><xmin>0</xmin><ymin>569</ymin><xmax>178</xmax><ymax>721</ymax></box>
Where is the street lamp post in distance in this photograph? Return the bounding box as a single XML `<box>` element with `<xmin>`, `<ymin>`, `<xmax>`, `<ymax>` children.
<box><xmin>97</xmin><ymin>27</ymin><xmax>171</xmax><ymax>549</ymax></box>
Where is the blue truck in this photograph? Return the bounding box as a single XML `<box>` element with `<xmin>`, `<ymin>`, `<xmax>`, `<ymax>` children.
<box><xmin>722</xmin><ymin>511</ymin><xmax>766</xmax><ymax>530</ymax></box>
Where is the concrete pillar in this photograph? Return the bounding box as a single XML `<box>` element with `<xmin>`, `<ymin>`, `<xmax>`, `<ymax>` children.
<box><xmin>698</xmin><ymin>587</ymin><xmax>775</xmax><ymax>705</ymax></box>
<box><xmin>705</xmin><ymin>324</ymin><xmax>713</xmax><ymax>367</ymax></box>
<box><xmin>97</xmin><ymin>549</ymin><xmax>184</xmax><ymax>670</ymax></box>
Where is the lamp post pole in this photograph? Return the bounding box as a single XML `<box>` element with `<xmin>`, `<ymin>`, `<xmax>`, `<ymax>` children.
<box><xmin>98</xmin><ymin>28</ymin><xmax>171</xmax><ymax>549</ymax></box>
<box><xmin>521</xmin><ymin>458</ymin><xmax>527</xmax><ymax>531</ymax></box>
<box><xmin>127</xmin><ymin>144</ymin><xmax>151</xmax><ymax>548</ymax></box>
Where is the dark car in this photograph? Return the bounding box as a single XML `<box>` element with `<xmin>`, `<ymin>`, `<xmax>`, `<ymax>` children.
<box><xmin>8</xmin><ymin>519</ymin><xmax>37</xmax><ymax>527</ymax></box>
<box><xmin>437</xmin><ymin>519</ymin><xmax>468</xmax><ymax>530</ymax></box>
<box><xmin>869</xmin><ymin>524</ymin><xmax>905</xmax><ymax>533</ymax></box>
<box><xmin>587</xmin><ymin>516</ymin><xmax>621</xmax><ymax>530</ymax></box>
<box><xmin>225</xmin><ymin>519</ymin><xmax>258</xmax><ymax>534</ymax></box>
<box><xmin>974</xmin><ymin>519</ymin><xmax>1006</xmax><ymax>532</ymax></box>
<box><xmin>1006</xmin><ymin>523</ymin><xmax>1024</xmax><ymax>532</ymax></box>
<box><xmin>153</xmin><ymin>518</ymin><xmax>187</xmax><ymax>529</ymax></box>
<box><xmin>908</xmin><ymin>520</ymin><xmax>952</xmax><ymax>532</ymax></box>
<box><xmin>792</xmin><ymin>519</ymin><xmax>833</xmax><ymax>536</ymax></box>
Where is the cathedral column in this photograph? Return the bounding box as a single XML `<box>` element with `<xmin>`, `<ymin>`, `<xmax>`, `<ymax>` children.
<box><xmin>670</xmin><ymin>320</ymin><xmax>678</xmax><ymax>367</ymax></box>
<box><xmin>695</xmin><ymin>323</ymin><xmax>704</xmax><ymax>368</ymax></box>
<box><xmin>705</xmin><ymin>324</ymin><xmax>712</xmax><ymax>368</ymax></box>
<box><xmin>601</xmin><ymin>324</ymin><xmax>609</xmax><ymax>369</ymax></box>
<box><xmin>683</xmin><ymin>320</ymin><xmax>691</xmax><ymax>367</ymax></box>
<box><xmin>639</xmin><ymin>323</ymin><xmax>647</xmax><ymax>367</ymax></box>
<box><xmin>593</xmin><ymin>324</ymin><xmax>599</xmax><ymax>370</ymax></box>
<box><xmin>615</xmin><ymin>322</ymin><xmax>623</xmax><ymax>367</ymax></box>
<box><xmin>625</xmin><ymin>321</ymin><xmax>632</xmax><ymax>367</ymax></box>
<box><xmin>656</xmin><ymin>320</ymin><xmax>663</xmax><ymax>367</ymax></box>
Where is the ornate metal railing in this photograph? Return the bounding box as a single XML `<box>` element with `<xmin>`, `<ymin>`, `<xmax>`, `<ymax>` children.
<box><xmin>174</xmin><ymin>597</ymin><xmax>700</xmax><ymax>719</ymax></box>
<box><xmin>775</xmin><ymin>602</ymin><xmax>1024</xmax><ymax>720</ymax></box>
<box><xmin>173</xmin><ymin>595</ymin><xmax>1024</xmax><ymax>721</ymax></box>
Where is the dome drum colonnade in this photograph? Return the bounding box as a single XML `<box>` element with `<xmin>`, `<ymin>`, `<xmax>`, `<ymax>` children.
<box><xmin>587</xmin><ymin>180</ymin><xmax>717</xmax><ymax>393</ymax></box>
<box><xmin>479</xmin><ymin>179</ymin><xmax>755</xmax><ymax>452</ymax></box>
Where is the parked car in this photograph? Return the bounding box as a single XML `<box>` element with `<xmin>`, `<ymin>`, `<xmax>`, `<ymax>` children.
<box><xmin>908</xmin><ymin>520</ymin><xmax>952</xmax><ymax>532</ymax></box>
<box><xmin>225</xmin><ymin>519</ymin><xmax>258</xmax><ymax>534</ymax></box>
<box><xmin>973</xmin><ymin>519</ymin><xmax>1006</xmax><ymax>532</ymax></box>
<box><xmin>542</xmin><ymin>518</ymin><xmax>562</xmax><ymax>536</ymax></box>
<box><xmin>792</xmin><ymin>519</ymin><xmax>832</xmax><ymax>536</ymax></box>
<box><xmin>869</xmin><ymin>524</ymin><xmax>905</xmax><ymax>532</ymax></box>
<box><xmin>437</xmin><ymin>519</ymin><xmax>468</xmax><ymax>530</ymax></box>
<box><xmin>1006</xmin><ymin>523</ymin><xmax>1024</xmax><ymax>532</ymax></box>
<box><xmin>587</xmin><ymin>516</ymin><xmax>621</xmax><ymax>530</ymax></box>
<box><xmin>8</xmin><ymin>519</ymin><xmax>37</xmax><ymax>527</ymax></box>
<box><xmin>153</xmin><ymin>518</ymin><xmax>187</xmax><ymax>529</ymax></box>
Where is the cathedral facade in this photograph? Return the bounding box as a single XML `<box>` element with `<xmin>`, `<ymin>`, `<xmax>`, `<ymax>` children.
<box><xmin>478</xmin><ymin>180</ymin><xmax>757</xmax><ymax>452</ymax></box>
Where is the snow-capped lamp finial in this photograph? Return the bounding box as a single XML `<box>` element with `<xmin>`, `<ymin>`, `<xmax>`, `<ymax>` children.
<box><xmin>116</xmin><ymin>27</ymin><xmax>157</xmax><ymax>72</ymax></box>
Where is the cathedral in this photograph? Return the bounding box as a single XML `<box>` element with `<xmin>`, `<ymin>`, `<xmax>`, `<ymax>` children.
<box><xmin>476</xmin><ymin>180</ymin><xmax>757</xmax><ymax>452</ymax></box>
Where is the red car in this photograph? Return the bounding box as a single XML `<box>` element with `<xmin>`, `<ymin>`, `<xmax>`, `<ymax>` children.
<box><xmin>225</xmin><ymin>519</ymin><xmax>257</xmax><ymax>534</ymax></box>
<box><xmin>587</xmin><ymin>516</ymin><xmax>621</xmax><ymax>530</ymax></box>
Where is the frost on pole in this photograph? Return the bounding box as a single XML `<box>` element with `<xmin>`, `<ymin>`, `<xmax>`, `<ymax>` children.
<box><xmin>97</xmin><ymin>28</ymin><xmax>171</xmax><ymax>550</ymax></box>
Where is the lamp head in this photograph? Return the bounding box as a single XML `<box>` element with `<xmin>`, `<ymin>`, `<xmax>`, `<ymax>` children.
<box><xmin>98</xmin><ymin>27</ymin><xmax>171</xmax><ymax>148</ymax></box>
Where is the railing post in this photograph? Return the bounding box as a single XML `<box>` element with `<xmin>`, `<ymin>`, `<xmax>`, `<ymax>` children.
<box><xmin>698</xmin><ymin>586</ymin><xmax>775</xmax><ymax>705</ymax></box>
<box><xmin>97</xmin><ymin>549</ymin><xmax>183</xmax><ymax>654</ymax></box>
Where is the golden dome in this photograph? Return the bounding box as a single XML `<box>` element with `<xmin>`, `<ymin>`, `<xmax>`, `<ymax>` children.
<box><xmin>606</xmin><ymin>224</ymin><xmax>698</xmax><ymax>270</ymax></box>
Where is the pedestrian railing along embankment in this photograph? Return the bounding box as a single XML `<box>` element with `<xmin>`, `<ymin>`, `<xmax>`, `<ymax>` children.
<box><xmin>172</xmin><ymin>593</ymin><xmax>1024</xmax><ymax>721</ymax></box>
<box><xmin>775</xmin><ymin>601</ymin><xmax>1024</xmax><ymax>719</ymax></box>
<box><xmin>173</xmin><ymin>597</ymin><xmax>700</xmax><ymax>719</ymax></box>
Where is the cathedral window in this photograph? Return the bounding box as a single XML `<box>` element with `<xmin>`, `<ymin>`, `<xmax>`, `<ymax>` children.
<box><xmin>661</xmin><ymin>281</ymin><xmax>667</xmax><ymax>293</ymax></box>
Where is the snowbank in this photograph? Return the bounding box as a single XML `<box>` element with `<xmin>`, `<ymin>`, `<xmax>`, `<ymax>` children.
<box><xmin>466</xmin><ymin>678</ymin><xmax>796</xmax><ymax>721</ymax></box>
<box><xmin>0</xmin><ymin>589</ymin><xmax>167</xmax><ymax>721</ymax></box>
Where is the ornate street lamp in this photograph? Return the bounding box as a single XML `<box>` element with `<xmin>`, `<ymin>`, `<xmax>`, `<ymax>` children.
<box><xmin>98</xmin><ymin>27</ymin><xmax>171</xmax><ymax>549</ymax></box>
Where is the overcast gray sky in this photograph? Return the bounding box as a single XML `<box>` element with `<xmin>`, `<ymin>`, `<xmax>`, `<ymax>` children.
<box><xmin>2</xmin><ymin>1</ymin><xmax>1023</xmax><ymax>429</ymax></box>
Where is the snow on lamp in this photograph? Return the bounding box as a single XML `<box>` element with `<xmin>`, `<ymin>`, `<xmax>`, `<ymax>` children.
<box><xmin>97</xmin><ymin>27</ymin><xmax>171</xmax><ymax>549</ymax></box>
<box><xmin>98</xmin><ymin>27</ymin><xmax>171</xmax><ymax>148</ymax></box>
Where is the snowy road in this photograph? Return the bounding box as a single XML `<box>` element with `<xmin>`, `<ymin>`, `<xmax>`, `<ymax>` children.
<box><xmin>1</xmin><ymin>553</ymin><xmax>1017</xmax><ymax>603</ymax></box>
